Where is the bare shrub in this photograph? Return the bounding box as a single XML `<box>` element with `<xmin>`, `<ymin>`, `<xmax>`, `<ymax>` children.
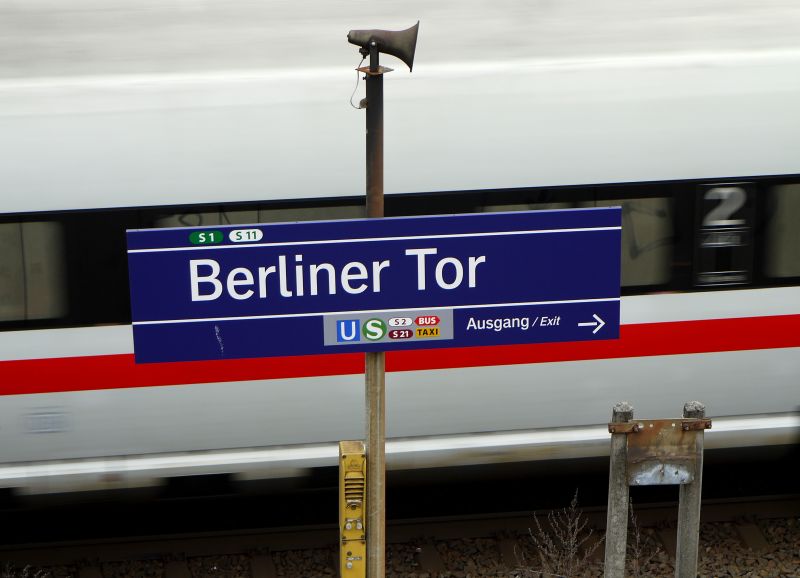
<box><xmin>626</xmin><ymin>498</ymin><xmax>662</xmax><ymax>577</ymax></box>
<box><xmin>514</xmin><ymin>490</ymin><xmax>603</xmax><ymax>577</ymax></box>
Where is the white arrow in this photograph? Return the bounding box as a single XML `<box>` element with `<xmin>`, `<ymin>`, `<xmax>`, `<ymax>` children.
<box><xmin>578</xmin><ymin>314</ymin><xmax>605</xmax><ymax>334</ymax></box>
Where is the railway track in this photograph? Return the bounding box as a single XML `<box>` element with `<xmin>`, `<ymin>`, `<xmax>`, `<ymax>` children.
<box><xmin>2</xmin><ymin>495</ymin><xmax>799</xmax><ymax>577</ymax></box>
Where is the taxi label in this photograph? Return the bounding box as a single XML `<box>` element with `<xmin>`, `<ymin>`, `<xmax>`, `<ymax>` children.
<box><xmin>416</xmin><ymin>327</ymin><xmax>440</xmax><ymax>338</ymax></box>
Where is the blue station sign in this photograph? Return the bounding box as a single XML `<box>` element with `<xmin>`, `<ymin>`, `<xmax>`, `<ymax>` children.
<box><xmin>127</xmin><ymin>208</ymin><xmax>621</xmax><ymax>363</ymax></box>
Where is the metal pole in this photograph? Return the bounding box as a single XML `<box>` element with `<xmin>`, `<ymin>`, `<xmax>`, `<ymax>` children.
<box><xmin>365</xmin><ymin>42</ymin><xmax>384</xmax><ymax>219</ymax></box>
<box><xmin>604</xmin><ymin>401</ymin><xmax>633</xmax><ymax>578</ymax></box>
<box><xmin>364</xmin><ymin>40</ymin><xmax>386</xmax><ymax>578</ymax></box>
<box><xmin>676</xmin><ymin>401</ymin><xmax>705</xmax><ymax>578</ymax></box>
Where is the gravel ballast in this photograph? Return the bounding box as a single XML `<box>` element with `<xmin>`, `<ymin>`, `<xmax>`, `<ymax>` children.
<box><xmin>3</xmin><ymin>518</ymin><xmax>798</xmax><ymax>577</ymax></box>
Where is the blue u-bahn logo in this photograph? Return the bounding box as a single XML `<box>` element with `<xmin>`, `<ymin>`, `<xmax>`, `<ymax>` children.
<box><xmin>336</xmin><ymin>320</ymin><xmax>361</xmax><ymax>343</ymax></box>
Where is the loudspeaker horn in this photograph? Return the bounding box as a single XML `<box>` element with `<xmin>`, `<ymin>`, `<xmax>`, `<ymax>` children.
<box><xmin>347</xmin><ymin>21</ymin><xmax>419</xmax><ymax>71</ymax></box>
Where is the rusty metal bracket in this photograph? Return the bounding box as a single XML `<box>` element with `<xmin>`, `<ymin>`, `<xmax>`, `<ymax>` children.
<box><xmin>623</xmin><ymin>419</ymin><xmax>713</xmax><ymax>486</ymax></box>
<box><xmin>680</xmin><ymin>418</ymin><xmax>712</xmax><ymax>431</ymax></box>
<box><xmin>609</xmin><ymin>418</ymin><xmax>711</xmax><ymax>434</ymax></box>
<box><xmin>357</xmin><ymin>66</ymin><xmax>394</xmax><ymax>76</ymax></box>
<box><xmin>608</xmin><ymin>422</ymin><xmax>644</xmax><ymax>434</ymax></box>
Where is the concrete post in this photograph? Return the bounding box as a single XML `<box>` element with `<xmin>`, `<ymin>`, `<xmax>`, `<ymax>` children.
<box><xmin>675</xmin><ymin>401</ymin><xmax>705</xmax><ymax>578</ymax></box>
<box><xmin>604</xmin><ymin>401</ymin><xmax>633</xmax><ymax>578</ymax></box>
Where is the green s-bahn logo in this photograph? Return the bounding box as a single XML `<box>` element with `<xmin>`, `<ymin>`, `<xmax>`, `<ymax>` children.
<box><xmin>189</xmin><ymin>230</ymin><xmax>223</xmax><ymax>245</ymax></box>
<box><xmin>362</xmin><ymin>318</ymin><xmax>388</xmax><ymax>341</ymax></box>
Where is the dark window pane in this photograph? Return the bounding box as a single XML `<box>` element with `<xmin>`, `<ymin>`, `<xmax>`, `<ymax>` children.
<box><xmin>0</xmin><ymin>222</ymin><xmax>66</xmax><ymax>322</ymax></box>
<box><xmin>764</xmin><ymin>184</ymin><xmax>800</xmax><ymax>278</ymax></box>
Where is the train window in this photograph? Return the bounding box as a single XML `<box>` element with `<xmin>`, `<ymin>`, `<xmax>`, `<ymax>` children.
<box><xmin>475</xmin><ymin>195</ymin><xmax>673</xmax><ymax>287</ymax></box>
<box><xmin>477</xmin><ymin>196</ymin><xmax>673</xmax><ymax>287</ymax></box>
<box><xmin>154</xmin><ymin>209</ymin><xmax>261</xmax><ymax>228</ymax></box>
<box><xmin>482</xmin><ymin>202</ymin><xmax>576</xmax><ymax>212</ymax></box>
<box><xmin>583</xmin><ymin>198</ymin><xmax>673</xmax><ymax>287</ymax></box>
<box><xmin>764</xmin><ymin>184</ymin><xmax>800</xmax><ymax>278</ymax></box>
<box><xmin>153</xmin><ymin>205</ymin><xmax>364</xmax><ymax>228</ymax></box>
<box><xmin>257</xmin><ymin>205</ymin><xmax>364</xmax><ymax>222</ymax></box>
<box><xmin>0</xmin><ymin>222</ymin><xmax>67</xmax><ymax>322</ymax></box>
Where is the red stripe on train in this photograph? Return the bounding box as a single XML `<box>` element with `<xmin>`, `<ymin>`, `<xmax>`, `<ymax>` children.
<box><xmin>2</xmin><ymin>315</ymin><xmax>799</xmax><ymax>395</ymax></box>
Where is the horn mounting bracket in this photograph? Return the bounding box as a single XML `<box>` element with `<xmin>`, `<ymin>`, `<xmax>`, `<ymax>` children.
<box><xmin>357</xmin><ymin>65</ymin><xmax>394</xmax><ymax>76</ymax></box>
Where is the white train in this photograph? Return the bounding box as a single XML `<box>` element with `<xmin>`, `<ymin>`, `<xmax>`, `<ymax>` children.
<box><xmin>1</xmin><ymin>0</ymin><xmax>799</xmax><ymax>494</ymax></box>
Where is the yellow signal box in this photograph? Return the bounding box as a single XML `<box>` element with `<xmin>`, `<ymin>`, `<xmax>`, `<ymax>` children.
<box><xmin>339</xmin><ymin>440</ymin><xmax>367</xmax><ymax>578</ymax></box>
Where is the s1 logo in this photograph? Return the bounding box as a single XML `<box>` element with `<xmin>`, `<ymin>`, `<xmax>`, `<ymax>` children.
<box><xmin>189</xmin><ymin>230</ymin><xmax>223</xmax><ymax>245</ymax></box>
